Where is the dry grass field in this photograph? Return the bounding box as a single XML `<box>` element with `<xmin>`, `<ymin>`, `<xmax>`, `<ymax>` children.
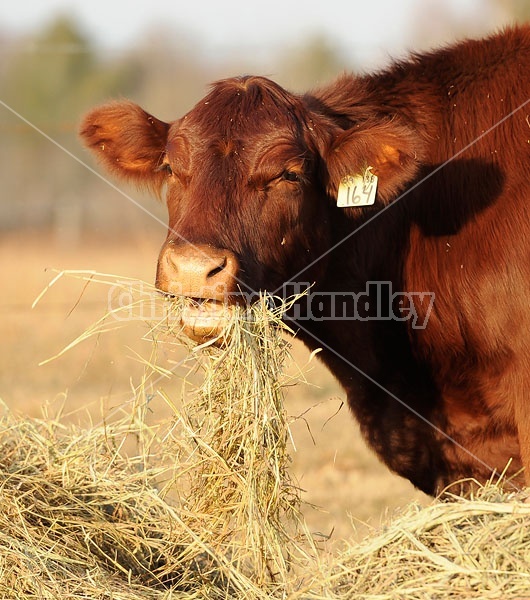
<box><xmin>0</xmin><ymin>229</ymin><xmax>429</xmax><ymax>544</ymax></box>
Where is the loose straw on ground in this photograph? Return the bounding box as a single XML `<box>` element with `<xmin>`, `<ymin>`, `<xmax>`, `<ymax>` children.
<box><xmin>1</xmin><ymin>270</ymin><xmax>526</xmax><ymax>598</ymax></box>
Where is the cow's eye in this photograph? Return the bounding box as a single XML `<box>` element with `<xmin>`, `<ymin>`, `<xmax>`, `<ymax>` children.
<box><xmin>282</xmin><ymin>170</ymin><xmax>299</xmax><ymax>182</ymax></box>
<box><xmin>157</xmin><ymin>160</ymin><xmax>173</xmax><ymax>176</ymax></box>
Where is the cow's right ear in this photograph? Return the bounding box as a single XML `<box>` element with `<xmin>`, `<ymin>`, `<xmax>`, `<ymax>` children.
<box><xmin>79</xmin><ymin>101</ymin><xmax>170</xmax><ymax>190</ymax></box>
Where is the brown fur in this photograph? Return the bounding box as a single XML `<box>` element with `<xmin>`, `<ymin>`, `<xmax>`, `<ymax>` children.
<box><xmin>80</xmin><ymin>25</ymin><xmax>530</xmax><ymax>496</ymax></box>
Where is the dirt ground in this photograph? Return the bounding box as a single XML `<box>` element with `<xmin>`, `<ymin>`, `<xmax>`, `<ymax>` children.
<box><xmin>0</xmin><ymin>230</ymin><xmax>429</xmax><ymax>544</ymax></box>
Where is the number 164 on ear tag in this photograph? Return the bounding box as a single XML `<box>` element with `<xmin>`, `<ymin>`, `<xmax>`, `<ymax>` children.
<box><xmin>337</xmin><ymin>169</ymin><xmax>378</xmax><ymax>208</ymax></box>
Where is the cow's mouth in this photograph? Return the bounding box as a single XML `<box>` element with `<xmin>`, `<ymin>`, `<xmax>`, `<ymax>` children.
<box><xmin>179</xmin><ymin>298</ymin><xmax>234</xmax><ymax>344</ymax></box>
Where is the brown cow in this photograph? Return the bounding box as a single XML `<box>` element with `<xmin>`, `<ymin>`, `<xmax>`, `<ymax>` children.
<box><xmin>80</xmin><ymin>25</ymin><xmax>530</xmax><ymax>496</ymax></box>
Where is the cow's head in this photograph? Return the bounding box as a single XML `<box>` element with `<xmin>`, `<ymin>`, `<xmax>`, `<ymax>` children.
<box><xmin>80</xmin><ymin>76</ymin><xmax>423</xmax><ymax>341</ymax></box>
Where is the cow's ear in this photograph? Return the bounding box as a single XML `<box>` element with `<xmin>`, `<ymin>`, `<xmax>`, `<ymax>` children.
<box><xmin>79</xmin><ymin>101</ymin><xmax>170</xmax><ymax>190</ymax></box>
<box><xmin>324</xmin><ymin>119</ymin><xmax>424</xmax><ymax>204</ymax></box>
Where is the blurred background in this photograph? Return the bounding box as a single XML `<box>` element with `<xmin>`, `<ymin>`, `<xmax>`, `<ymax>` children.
<box><xmin>0</xmin><ymin>0</ymin><xmax>528</xmax><ymax>239</ymax></box>
<box><xmin>0</xmin><ymin>0</ymin><xmax>528</xmax><ymax>541</ymax></box>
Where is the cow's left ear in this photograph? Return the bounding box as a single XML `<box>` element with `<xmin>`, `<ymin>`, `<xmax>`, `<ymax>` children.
<box><xmin>323</xmin><ymin>119</ymin><xmax>424</xmax><ymax>204</ymax></box>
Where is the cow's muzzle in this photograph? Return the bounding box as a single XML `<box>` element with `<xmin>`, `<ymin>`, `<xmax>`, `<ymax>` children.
<box><xmin>156</xmin><ymin>242</ymin><xmax>240</xmax><ymax>342</ymax></box>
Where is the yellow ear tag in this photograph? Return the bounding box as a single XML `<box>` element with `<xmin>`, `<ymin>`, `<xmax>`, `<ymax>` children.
<box><xmin>337</xmin><ymin>167</ymin><xmax>378</xmax><ymax>208</ymax></box>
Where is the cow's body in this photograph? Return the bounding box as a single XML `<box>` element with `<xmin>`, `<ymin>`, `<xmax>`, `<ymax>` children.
<box><xmin>81</xmin><ymin>25</ymin><xmax>530</xmax><ymax>495</ymax></box>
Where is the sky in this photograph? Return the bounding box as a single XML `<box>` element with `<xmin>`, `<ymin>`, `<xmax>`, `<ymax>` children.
<box><xmin>0</xmin><ymin>0</ymin><xmax>501</xmax><ymax>69</ymax></box>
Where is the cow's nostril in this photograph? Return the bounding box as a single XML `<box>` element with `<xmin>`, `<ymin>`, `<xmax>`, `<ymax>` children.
<box><xmin>207</xmin><ymin>256</ymin><xmax>228</xmax><ymax>279</ymax></box>
<box><xmin>156</xmin><ymin>243</ymin><xmax>239</xmax><ymax>300</ymax></box>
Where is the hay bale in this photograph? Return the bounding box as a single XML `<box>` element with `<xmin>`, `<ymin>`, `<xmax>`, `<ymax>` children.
<box><xmin>0</xmin><ymin>409</ymin><xmax>183</xmax><ymax>599</ymax></box>
<box><xmin>2</xmin><ymin>405</ymin><xmax>530</xmax><ymax>599</ymax></box>
<box><xmin>312</xmin><ymin>484</ymin><xmax>530</xmax><ymax>600</ymax></box>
